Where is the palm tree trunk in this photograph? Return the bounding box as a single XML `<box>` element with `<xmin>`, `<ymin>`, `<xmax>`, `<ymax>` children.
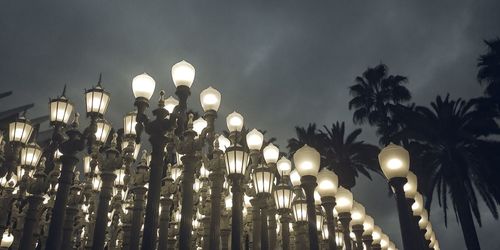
<box><xmin>456</xmin><ymin>190</ymin><xmax>481</xmax><ymax>250</ymax></box>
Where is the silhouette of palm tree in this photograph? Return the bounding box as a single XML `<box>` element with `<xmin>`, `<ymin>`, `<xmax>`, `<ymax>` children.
<box><xmin>321</xmin><ymin>122</ymin><xmax>380</xmax><ymax>190</ymax></box>
<box><xmin>477</xmin><ymin>38</ymin><xmax>500</xmax><ymax>106</ymax></box>
<box><xmin>348</xmin><ymin>64</ymin><xmax>411</xmax><ymax>143</ymax></box>
<box><xmin>390</xmin><ymin>95</ymin><xmax>500</xmax><ymax>250</ymax></box>
<box><xmin>287</xmin><ymin>123</ymin><xmax>325</xmax><ymax>158</ymax></box>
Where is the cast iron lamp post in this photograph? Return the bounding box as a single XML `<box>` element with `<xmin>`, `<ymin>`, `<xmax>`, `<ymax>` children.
<box><xmin>378</xmin><ymin>143</ymin><xmax>418</xmax><ymax>250</ymax></box>
<box><xmin>246</xmin><ymin>128</ymin><xmax>264</xmax><ymax>250</ymax></box>
<box><xmin>335</xmin><ymin>186</ymin><xmax>353</xmax><ymax>250</ymax></box>
<box><xmin>273</xmin><ymin>156</ymin><xmax>293</xmax><ymax>250</ymax></box>
<box><xmin>350</xmin><ymin>201</ymin><xmax>366</xmax><ymax>250</ymax></box>
<box><xmin>253</xmin><ymin>164</ymin><xmax>274</xmax><ymax>250</ymax></box>
<box><xmin>293</xmin><ymin>144</ymin><xmax>320</xmax><ymax>250</ymax></box>
<box><xmin>291</xmin><ymin>193</ymin><xmax>308</xmax><ymax>250</ymax></box>
<box><xmin>316</xmin><ymin>168</ymin><xmax>338</xmax><ymax>250</ymax></box>
<box><xmin>362</xmin><ymin>215</ymin><xmax>374</xmax><ymax>250</ymax></box>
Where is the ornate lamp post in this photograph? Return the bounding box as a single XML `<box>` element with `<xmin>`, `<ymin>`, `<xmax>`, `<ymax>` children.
<box><xmin>371</xmin><ymin>226</ymin><xmax>382</xmax><ymax>250</ymax></box>
<box><xmin>350</xmin><ymin>201</ymin><xmax>366</xmax><ymax>250</ymax></box>
<box><xmin>362</xmin><ymin>215</ymin><xmax>374</xmax><ymax>250</ymax></box>
<box><xmin>293</xmin><ymin>144</ymin><xmax>320</xmax><ymax>250</ymax></box>
<box><xmin>378</xmin><ymin>143</ymin><xmax>418</xmax><ymax>250</ymax></box>
<box><xmin>291</xmin><ymin>193</ymin><xmax>308</xmax><ymax>250</ymax></box>
<box><xmin>316</xmin><ymin>168</ymin><xmax>338</xmax><ymax>250</ymax></box>
<box><xmin>253</xmin><ymin>164</ymin><xmax>275</xmax><ymax>250</ymax></box>
<box><xmin>246</xmin><ymin>128</ymin><xmax>264</xmax><ymax>250</ymax></box>
<box><xmin>273</xmin><ymin>156</ymin><xmax>293</xmax><ymax>250</ymax></box>
<box><xmin>335</xmin><ymin>186</ymin><xmax>353</xmax><ymax>250</ymax></box>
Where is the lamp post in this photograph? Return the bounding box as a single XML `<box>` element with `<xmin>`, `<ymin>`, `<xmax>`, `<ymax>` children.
<box><xmin>253</xmin><ymin>164</ymin><xmax>275</xmax><ymax>250</ymax></box>
<box><xmin>350</xmin><ymin>201</ymin><xmax>366</xmax><ymax>250</ymax></box>
<box><xmin>335</xmin><ymin>186</ymin><xmax>353</xmax><ymax>250</ymax></box>
<box><xmin>362</xmin><ymin>215</ymin><xmax>374</xmax><ymax>250</ymax></box>
<box><xmin>293</xmin><ymin>144</ymin><xmax>320</xmax><ymax>250</ymax></box>
<box><xmin>378</xmin><ymin>143</ymin><xmax>418</xmax><ymax>250</ymax></box>
<box><xmin>273</xmin><ymin>156</ymin><xmax>293</xmax><ymax>250</ymax></box>
<box><xmin>291</xmin><ymin>194</ymin><xmax>308</xmax><ymax>250</ymax></box>
<box><xmin>246</xmin><ymin>128</ymin><xmax>264</xmax><ymax>250</ymax></box>
<box><xmin>317</xmin><ymin>168</ymin><xmax>338</xmax><ymax>250</ymax></box>
<box><xmin>371</xmin><ymin>226</ymin><xmax>382</xmax><ymax>250</ymax></box>
<box><xmin>207</xmin><ymin>135</ymin><xmax>227</xmax><ymax>250</ymax></box>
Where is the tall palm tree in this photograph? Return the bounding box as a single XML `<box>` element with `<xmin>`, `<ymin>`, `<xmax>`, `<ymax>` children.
<box><xmin>477</xmin><ymin>38</ymin><xmax>500</xmax><ymax>105</ymax></box>
<box><xmin>348</xmin><ymin>64</ymin><xmax>411</xmax><ymax>143</ymax></box>
<box><xmin>390</xmin><ymin>95</ymin><xmax>500</xmax><ymax>250</ymax></box>
<box><xmin>287</xmin><ymin>123</ymin><xmax>325</xmax><ymax>157</ymax></box>
<box><xmin>320</xmin><ymin>122</ymin><xmax>380</xmax><ymax>190</ymax></box>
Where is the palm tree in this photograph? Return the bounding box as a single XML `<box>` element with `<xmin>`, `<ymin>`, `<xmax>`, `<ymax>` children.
<box><xmin>320</xmin><ymin>122</ymin><xmax>380</xmax><ymax>190</ymax></box>
<box><xmin>477</xmin><ymin>38</ymin><xmax>500</xmax><ymax>105</ymax></box>
<box><xmin>287</xmin><ymin>123</ymin><xmax>324</xmax><ymax>156</ymax></box>
<box><xmin>348</xmin><ymin>64</ymin><xmax>411</xmax><ymax>143</ymax></box>
<box><xmin>390</xmin><ymin>95</ymin><xmax>500</xmax><ymax>250</ymax></box>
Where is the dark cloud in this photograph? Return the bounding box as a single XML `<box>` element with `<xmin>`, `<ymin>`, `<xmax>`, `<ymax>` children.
<box><xmin>1</xmin><ymin>0</ymin><xmax>499</xmax><ymax>248</ymax></box>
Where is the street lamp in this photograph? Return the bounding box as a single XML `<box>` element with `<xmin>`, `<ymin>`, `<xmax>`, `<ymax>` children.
<box><xmin>362</xmin><ymin>215</ymin><xmax>374</xmax><ymax>250</ymax></box>
<box><xmin>335</xmin><ymin>186</ymin><xmax>353</xmax><ymax>250</ymax></box>
<box><xmin>350</xmin><ymin>201</ymin><xmax>366</xmax><ymax>250</ymax></box>
<box><xmin>293</xmin><ymin>144</ymin><xmax>321</xmax><ymax>250</ymax></box>
<box><xmin>371</xmin><ymin>226</ymin><xmax>382</xmax><ymax>250</ymax></box>
<box><xmin>379</xmin><ymin>143</ymin><xmax>419</xmax><ymax>250</ymax></box>
<box><xmin>273</xmin><ymin>167</ymin><xmax>294</xmax><ymax>250</ymax></box>
<box><xmin>253</xmin><ymin>164</ymin><xmax>274</xmax><ymax>249</ymax></box>
<box><xmin>317</xmin><ymin>168</ymin><xmax>338</xmax><ymax>250</ymax></box>
<box><xmin>132</xmin><ymin>73</ymin><xmax>156</xmax><ymax>101</ymax></box>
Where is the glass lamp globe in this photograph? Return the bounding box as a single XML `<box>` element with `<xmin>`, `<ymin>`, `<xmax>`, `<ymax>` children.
<box><xmin>315</xmin><ymin>208</ymin><xmax>324</xmax><ymax>231</ymax></box>
<box><xmin>273</xmin><ymin>182</ymin><xmax>294</xmax><ymax>211</ymax></box>
<box><xmin>252</xmin><ymin>165</ymin><xmax>275</xmax><ymax>194</ymax></box>
<box><xmin>171</xmin><ymin>165</ymin><xmax>182</xmax><ymax>182</ymax></box>
<box><xmin>225</xmin><ymin>194</ymin><xmax>232</xmax><ymax>209</ymax></box>
<box><xmin>335</xmin><ymin>186</ymin><xmax>353</xmax><ymax>213</ymax></box>
<box><xmin>92</xmin><ymin>176</ymin><xmax>102</xmax><ymax>191</ymax></box>
<box><xmin>83</xmin><ymin>155</ymin><xmax>92</xmax><ymax>175</ymax></box>
<box><xmin>350</xmin><ymin>201</ymin><xmax>366</xmax><ymax>226</ymax></box>
<box><xmin>419</xmin><ymin>210</ymin><xmax>429</xmax><ymax>229</ymax></box>
<box><xmin>321</xmin><ymin>224</ymin><xmax>329</xmax><ymax>240</ymax></box>
<box><xmin>114</xmin><ymin>168</ymin><xmax>126</xmax><ymax>186</ymax></box>
<box><xmin>362</xmin><ymin>215</ymin><xmax>374</xmax><ymax>236</ymax></box>
<box><xmin>49</xmin><ymin>93</ymin><xmax>73</xmax><ymax>126</ymax></box>
<box><xmin>404</xmin><ymin>171</ymin><xmax>418</xmax><ymax>198</ymax></box>
<box><xmin>9</xmin><ymin>117</ymin><xmax>34</xmax><ymax>144</ymax></box>
<box><xmin>290</xmin><ymin>169</ymin><xmax>301</xmax><ymax>187</ymax></box>
<box><xmin>171</xmin><ymin>60</ymin><xmax>195</xmax><ymax>88</ymax></box>
<box><xmin>292</xmin><ymin>197</ymin><xmax>308</xmax><ymax>222</ymax></box>
<box><xmin>20</xmin><ymin>143</ymin><xmax>42</xmax><ymax>168</ymax></box>
<box><xmin>411</xmin><ymin>193</ymin><xmax>424</xmax><ymax>216</ymax></box>
<box><xmin>293</xmin><ymin>144</ymin><xmax>320</xmax><ymax>177</ymax></box>
<box><xmin>216</xmin><ymin>135</ymin><xmax>231</xmax><ymax>152</ymax></box>
<box><xmin>246</xmin><ymin>129</ymin><xmax>264</xmax><ymax>151</ymax></box>
<box><xmin>123</xmin><ymin>111</ymin><xmax>137</xmax><ymax>137</ymax></box>
<box><xmin>199</xmin><ymin>164</ymin><xmax>210</xmax><ymax>179</ymax></box>
<box><xmin>85</xmin><ymin>83</ymin><xmax>110</xmax><ymax>117</ymax></box>
<box><xmin>263</xmin><ymin>143</ymin><xmax>279</xmax><ymax>164</ymax></box>
<box><xmin>192</xmin><ymin>117</ymin><xmax>208</xmax><ymax>136</ymax></box>
<box><xmin>132</xmin><ymin>73</ymin><xmax>156</xmax><ymax>100</ymax></box>
<box><xmin>378</xmin><ymin>143</ymin><xmax>410</xmax><ymax>180</ymax></box>
<box><xmin>380</xmin><ymin>234</ymin><xmax>389</xmax><ymax>249</ymax></box>
<box><xmin>225</xmin><ymin>145</ymin><xmax>249</xmax><ymax>176</ymax></box>
<box><xmin>200</xmin><ymin>86</ymin><xmax>221</xmax><ymax>112</ymax></box>
<box><xmin>314</xmin><ymin>189</ymin><xmax>322</xmax><ymax>205</ymax></box>
<box><xmin>226</xmin><ymin>111</ymin><xmax>244</xmax><ymax>132</ymax></box>
<box><xmin>335</xmin><ymin>230</ymin><xmax>344</xmax><ymax>248</ymax></box>
<box><xmin>372</xmin><ymin>226</ymin><xmax>382</xmax><ymax>244</ymax></box>
<box><xmin>95</xmin><ymin>119</ymin><xmax>112</xmax><ymax>144</ymax></box>
<box><xmin>164</xmin><ymin>96</ymin><xmax>179</xmax><ymax>114</ymax></box>
<box><xmin>276</xmin><ymin>156</ymin><xmax>292</xmax><ymax>177</ymax></box>
<box><xmin>316</xmin><ymin>168</ymin><xmax>339</xmax><ymax>198</ymax></box>
<box><xmin>425</xmin><ymin>223</ymin><xmax>433</xmax><ymax>240</ymax></box>
<box><xmin>1</xmin><ymin>231</ymin><xmax>13</xmax><ymax>248</ymax></box>
<box><xmin>388</xmin><ymin>242</ymin><xmax>397</xmax><ymax>250</ymax></box>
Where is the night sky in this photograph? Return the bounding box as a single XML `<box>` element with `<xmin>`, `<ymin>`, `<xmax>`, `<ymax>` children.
<box><xmin>1</xmin><ymin>1</ymin><xmax>500</xmax><ymax>249</ymax></box>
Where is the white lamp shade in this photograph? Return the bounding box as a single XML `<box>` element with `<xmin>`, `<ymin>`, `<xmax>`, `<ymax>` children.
<box><xmin>164</xmin><ymin>96</ymin><xmax>179</xmax><ymax>114</ymax></box>
<box><xmin>9</xmin><ymin>118</ymin><xmax>34</xmax><ymax>144</ymax></box>
<box><xmin>92</xmin><ymin>176</ymin><xmax>102</xmax><ymax>191</ymax></box>
<box><xmin>362</xmin><ymin>215</ymin><xmax>374</xmax><ymax>236</ymax></box>
<box><xmin>378</xmin><ymin>143</ymin><xmax>410</xmax><ymax>180</ymax></box>
<box><xmin>83</xmin><ymin>155</ymin><xmax>92</xmax><ymax>174</ymax></box>
<box><xmin>171</xmin><ymin>60</ymin><xmax>195</xmax><ymax>88</ymax></box>
<box><xmin>200</xmin><ymin>86</ymin><xmax>221</xmax><ymax>111</ymax></box>
<box><xmin>317</xmin><ymin>168</ymin><xmax>339</xmax><ymax>198</ymax></box>
<box><xmin>217</xmin><ymin>135</ymin><xmax>231</xmax><ymax>152</ymax></box>
<box><xmin>192</xmin><ymin>117</ymin><xmax>208</xmax><ymax>136</ymax></box>
<box><xmin>273</xmin><ymin>183</ymin><xmax>294</xmax><ymax>210</ymax></box>
<box><xmin>132</xmin><ymin>73</ymin><xmax>156</xmax><ymax>100</ymax></box>
<box><xmin>50</xmin><ymin>97</ymin><xmax>73</xmax><ymax>125</ymax></box>
<box><xmin>411</xmin><ymin>193</ymin><xmax>424</xmax><ymax>216</ymax></box>
<box><xmin>419</xmin><ymin>210</ymin><xmax>429</xmax><ymax>229</ymax></box>
<box><xmin>114</xmin><ymin>168</ymin><xmax>126</xmax><ymax>186</ymax></box>
<box><xmin>85</xmin><ymin>87</ymin><xmax>110</xmax><ymax>116</ymax></box>
<box><xmin>290</xmin><ymin>169</ymin><xmax>301</xmax><ymax>187</ymax></box>
<box><xmin>226</xmin><ymin>111</ymin><xmax>244</xmax><ymax>132</ymax></box>
<box><xmin>20</xmin><ymin>143</ymin><xmax>42</xmax><ymax>167</ymax></box>
<box><xmin>263</xmin><ymin>143</ymin><xmax>280</xmax><ymax>164</ymax></box>
<box><xmin>200</xmin><ymin>164</ymin><xmax>210</xmax><ymax>179</ymax></box>
<box><xmin>404</xmin><ymin>171</ymin><xmax>418</xmax><ymax>198</ymax></box>
<box><xmin>292</xmin><ymin>198</ymin><xmax>308</xmax><ymax>222</ymax></box>
<box><xmin>225</xmin><ymin>146</ymin><xmax>249</xmax><ymax>175</ymax></box>
<box><xmin>350</xmin><ymin>201</ymin><xmax>366</xmax><ymax>225</ymax></box>
<box><xmin>1</xmin><ymin>231</ymin><xmax>13</xmax><ymax>248</ymax></box>
<box><xmin>246</xmin><ymin>129</ymin><xmax>264</xmax><ymax>150</ymax></box>
<box><xmin>95</xmin><ymin>119</ymin><xmax>112</xmax><ymax>144</ymax></box>
<box><xmin>253</xmin><ymin>166</ymin><xmax>274</xmax><ymax>194</ymax></box>
<box><xmin>276</xmin><ymin>156</ymin><xmax>292</xmax><ymax>176</ymax></box>
<box><xmin>123</xmin><ymin>111</ymin><xmax>137</xmax><ymax>136</ymax></box>
<box><xmin>315</xmin><ymin>210</ymin><xmax>324</xmax><ymax>231</ymax></box>
<box><xmin>335</xmin><ymin>186</ymin><xmax>353</xmax><ymax>213</ymax></box>
<box><xmin>321</xmin><ymin>224</ymin><xmax>329</xmax><ymax>240</ymax></box>
<box><xmin>425</xmin><ymin>223</ymin><xmax>433</xmax><ymax>240</ymax></box>
<box><xmin>380</xmin><ymin>234</ymin><xmax>389</xmax><ymax>248</ymax></box>
<box><xmin>293</xmin><ymin>144</ymin><xmax>320</xmax><ymax>177</ymax></box>
<box><xmin>372</xmin><ymin>226</ymin><xmax>382</xmax><ymax>244</ymax></box>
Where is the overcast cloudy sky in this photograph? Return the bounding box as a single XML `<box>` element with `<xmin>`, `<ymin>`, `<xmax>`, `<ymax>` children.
<box><xmin>1</xmin><ymin>1</ymin><xmax>499</xmax><ymax>249</ymax></box>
